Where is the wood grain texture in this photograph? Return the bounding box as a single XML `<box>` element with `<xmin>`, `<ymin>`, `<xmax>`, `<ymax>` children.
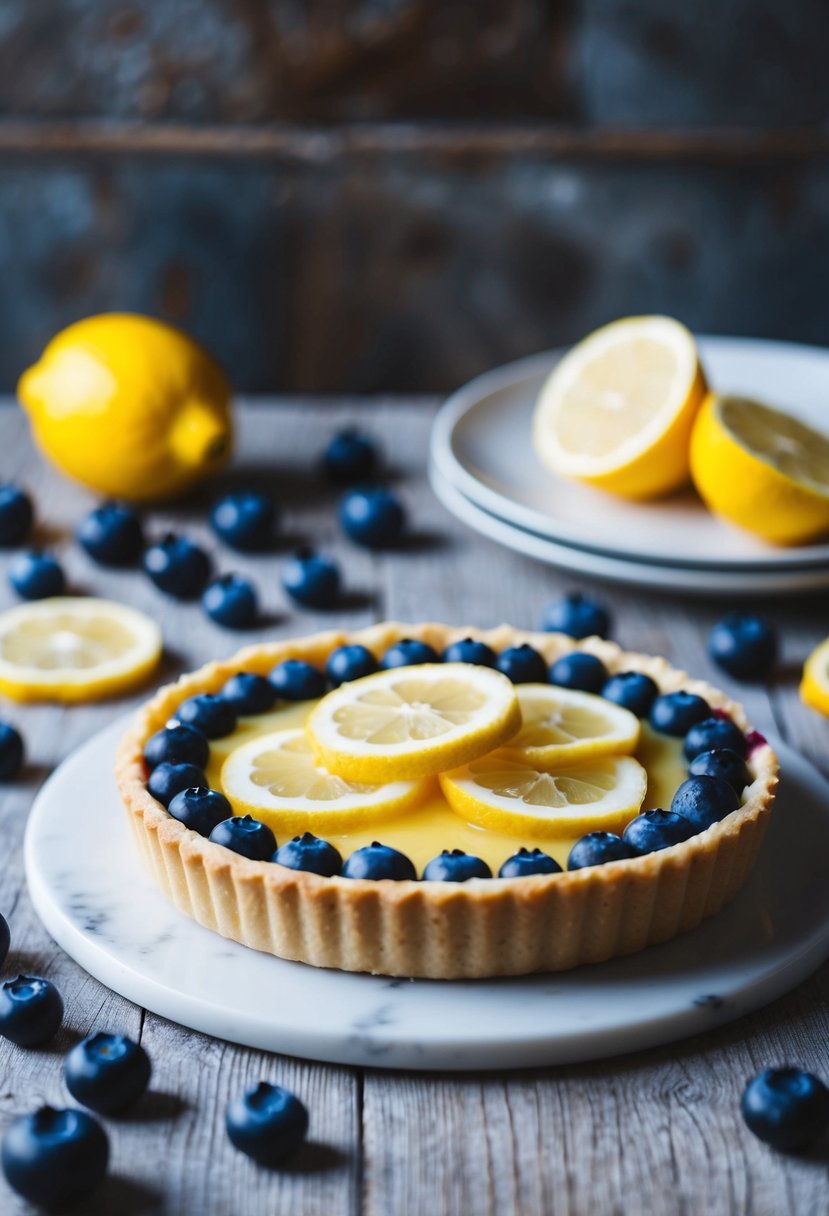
<box><xmin>0</xmin><ymin>399</ymin><xmax>828</xmax><ymax>1215</ymax></box>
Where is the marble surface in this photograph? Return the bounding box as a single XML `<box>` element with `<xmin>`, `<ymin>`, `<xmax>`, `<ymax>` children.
<box><xmin>24</xmin><ymin>717</ymin><xmax>829</xmax><ymax>1071</ymax></box>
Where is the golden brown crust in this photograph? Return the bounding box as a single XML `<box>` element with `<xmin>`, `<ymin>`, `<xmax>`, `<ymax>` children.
<box><xmin>116</xmin><ymin>624</ymin><xmax>778</xmax><ymax>978</ymax></box>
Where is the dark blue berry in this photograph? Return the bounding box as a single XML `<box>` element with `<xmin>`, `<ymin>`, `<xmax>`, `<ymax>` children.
<box><xmin>1</xmin><ymin>1107</ymin><xmax>108</xmax><ymax>1207</ymax></box>
<box><xmin>649</xmin><ymin>691</ymin><xmax>711</xmax><ymax>737</ymax></box>
<box><xmin>710</xmin><ymin>612</ymin><xmax>777</xmax><ymax>682</ymax></box>
<box><xmin>326</xmin><ymin>644</ymin><xmax>378</xmax><ymax>687</ymax></box>
<box><xmin>742</xmin><ymin>1068</ymin><xmax>829</xmax><ymax>1151</ymax></box>
<box><xmin>8</xmin><ymin>549</ymin><xmax>65</xmax><ymax>600</ymax></box>
<box><xmin>495</xmin><ymin>644</ymin><xmax>548</xmax><ymax>684</ymax></box>
<box><xmin>549</xmin><ymin>651</ymin><xmax>607</xmax><ymax>693</ymax></box>
<box><xmin>202</xmin><ymin>573</ymin><xmax>258</xmax><ymax>629</ymax></box>
<box><xmin>0</xmin><ymin>722</ymin><xmax>24</xmax><ymax>780</ymax></box>
<box><xmin>77</xmin><ymin>502</ymin><xmax>143</xmax><ymax>566</ymax></box>
<box><xmin>422</xmin><ymin>849</ymin><xmax>492</xmax><ymax>882</ymax></box>
<box><xmin>143</xmin><ymin>724</ymin><xmax>209</xmax><ymax>772</ymax></box>
<box><xmin>220</xmin><ymin>672</ymin><xmax>276</xmax><ymax>716</ymax></box>
<box><xmin>226</xmin><ymin>1081</ymin><xmax>308</xmax><ymax>1166</ymax></box>
<box><xmin>210</xmin><ymin>491</ymin><xmax>276</xmax><ymax>552</ymax></box>
<box><xmin>339</xmin><ymin>486</ymin><xmax>406</xmax><ymax>549</ymax></box>
<box><xmin>542</xmin><ymin>592</ymin><xmax>611</xmax><ymax>639</ymax></box>
<box><xmin>0</xmin><ymin>914</ymin><xmax>8</xmax><ymax>970</ymax></box>
<box><xmin>341</xmin><ymin>842</ymin><xmax>417</xmax><ymax>881</ymax></box>
<box><xmin>273</xmin><ymin>832</ymin><xmax>343</xmax><ymax>877</ymax></box>
<box><xmin>670</xmin><ymin>775</ymin><xmax>740</xmax><ymax>831</ymax></box>
<box><xmin>269</xmin><ymin>659</ymin><xmax>326</xmax><ymax>701</ymax></box>
<box><xmin>567</xmin><ymin>832</ymin><xmax>635</xmax><ymax>871</ymax></box>
<box><xmin>684</xmin><ymin>716</ymin><xmax>747</xmax><ymax>761</ymax></box>
<box><xmin>0</xmin><ymin>485</ymin><xmax>33</xmax><ymax>547</ymax></box>
<box><xmin>498</xmin><ymin>847</ymin><xmax>562</xmax><ymax>878</ymax></box>
<box><xmin>175</xmin><ymin>693</ymin><xmax>237</xmax><ymax>739</ymax></box>
<box><xmin>622</xmin><ymin>808</ymin><xmax>695</xmax><ymax>854</ymax></box>
<box><xmin>282</xmin><ymin>548</ymin><xmax>340</xmax><ymax>608</ymax></box>
<box><xmin>0</xmin><ymin>975</ymin><xmax>63</xmax><ymax>1046</ymax></box>
<box><xmin>143</xmin><ymin>533</ymin><xmax>211</xmax><ymax>600</ymax></box>
<box><xmin>323</xmin><ymin>429</ymin><xmax>378</xmax><ymax>485</ymax></box>
<box><xmin>209</xmin><ymin>815</ymin><xmax>276</xmax><ymax>861</ymax></box>
<box><xmin>442</xmin><ymin>637</ymin><xmax>497</xmax><ymax>667</ymax></box>
<box><xmin>381</xmin><ymin>638</ymin><xmax>440</xmax><ymax>669</ymax></box>
<box><xmin>688</xmin><ymin>748</ymin><xmax>752</xmax><ymax>795</ymax></box>
<box><xmin>147</xmin><ymin>762</ymin><xmax>208</xmax><ymax>808</ymax></box>
<box><xmin>64</xmin><ymin>1033</ymin><xmax>151</xmax><ymax>1114</ymax></box>
<box><xmin>168</xmin><ymin>787</ymin><xmax>232</xmax><ymax>836</ymax></box>
<box><xmin>601</xmin><ymin>671</ymin><xmax>658</xmax><ymax>717</ymax></box>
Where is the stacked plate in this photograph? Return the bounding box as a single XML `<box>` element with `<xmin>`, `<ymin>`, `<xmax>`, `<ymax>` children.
<box><xmin>429</xmin><ymin>335</ymin><xmax>829</xmax><ymax>596</ymax></box>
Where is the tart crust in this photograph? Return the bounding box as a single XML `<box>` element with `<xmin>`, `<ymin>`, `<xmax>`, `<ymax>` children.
<box><xmin>116</xmin><ymin>624</ymin><xmax>778</xmax><ymax>979</ymax></box>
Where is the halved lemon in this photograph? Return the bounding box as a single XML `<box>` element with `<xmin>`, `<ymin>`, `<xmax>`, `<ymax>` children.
<box><xmin>440</xmin><ymin>753</ymin><xmax>647</xmax><ymax>838</ymax></box>
<box><xmin>800</xmin><ymin>637</ymin><xmax>829</xmax><ymax>717</ymax></box>
<box><xmin>0</xmin><ymin>597</ymin><xmax>162</xmax><ymax>702</ymax></box>
<box><xmin>504</xmin><ymin>684</ymin><xmax>639</xmax><ymax>766</ymax></box>
<box><xmin>221</xmin><ymin>728</ymin><xmax>430</xmax><ymax>834</ymax></box>
<box><xmin>306</xmin><ymin>663</ymin><xmax>521</xmax><ymax>781</ymax></box>
<box><xmin>532</xmin><ymin>315</ymin><xmax>707</xmax><ymax>500</ymax></box>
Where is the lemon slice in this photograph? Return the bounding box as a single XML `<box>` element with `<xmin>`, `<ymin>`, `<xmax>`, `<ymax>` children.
<box><xmin>690</xmin><ymin>395</ymin><xmax>829</xmax><ymax>545</ymax></box>
<box><xmin>504</xmin><ymin>684</ymin><xmax>639</xmax><ymax>766</ymax></box>
<box><xmin>306</xmin><ymin>663</ymin><xmax>521</xmax><ymax>781</ymax></box>
<box><xmin>532</xmin><ymin>315</ymin><xmax>707</xmax><ymax>500</ymax></box>
<box><xmin>440</xmin><ymin>754</ymin><xmax>647</xmax><ymax>838</ymax></box>
<box><xmin>0</xmin><ymin>597</ymin><xmax>162</xmax><ymax>703</ymax></box>
<box><xmin>221</xmin><ymin>728</ymin><xmax>429</xmax><ymax>834</ymax></box>
<box><xmin>800</xmin><ymin>637</ymin><xmax>829</xmax><ymax>717</ymax></box>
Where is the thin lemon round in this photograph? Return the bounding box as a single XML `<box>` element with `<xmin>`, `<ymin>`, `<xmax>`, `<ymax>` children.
<box><xmin>532</xmin><ymin>315</ymin><xmax>707</xmax><ymax>500</ymax></box>
<box><xmin>0</xmin><ymin>597</ymin><xmax>162</xmax><ymax>702</ymax></box>
<box><xmin>690</xmin><ymin>394</ymin><xmax>829</xmax><ymax>545</ymax></box>
<box><xmin>799</xmin><ymin>637</ymin><xmax>829</xmax><ymax>717</ymax></box>
<box><xmin>440</xmin><ymin>754</ymin><xmax>647</xmax><ymax>838</ymax></box>
<box><xmin>503</xmin><ymin>683</ymin><xmax>640</xmax><ymax>766</ymax></box>
<box><xmin>306</xmin><ymin>663</ymin><xmax>521</xmax><ymax>781</ymax></box>
<box><xmin>221</xmin><ymin>728</ymin><xmax>430</xmax><ymax>834</ymax></box>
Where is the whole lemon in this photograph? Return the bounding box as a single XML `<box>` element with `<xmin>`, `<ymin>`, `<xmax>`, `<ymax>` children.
<box><xmin>18</xmin><ymin>313</ymin><xmax>233</xmax><ymax>502</ymax></box>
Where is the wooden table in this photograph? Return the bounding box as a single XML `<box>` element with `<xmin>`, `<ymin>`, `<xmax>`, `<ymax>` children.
<box><xmin>1</xmin><ymin>400</ymin><xmax>828</xmax><ymax>1216</ymax></box>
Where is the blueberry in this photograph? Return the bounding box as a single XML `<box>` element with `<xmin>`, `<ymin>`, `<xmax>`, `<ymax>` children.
<box><xmin>567</xmin><ymin>832</ymin><xmax>635</xmax><ymax>871</ymax></box>
<box><xmin>147</xmin><ymin>762</ymin><xmax>208</xmax><ymax>808</ymax></box>
<box><xmin>273</xmin><ymin>832</ymin><xmax>343</xmax><ymax>877</ymax></box>
<box><xmin>64</xmin><ymin>1032</ymin><xmax>151</xmax><ymax>1114</ymax></box>
<box><xmin>684</xmin><ymin>716</ymin><xmax>747</xmax><ymax>761</ymax></box>
<box><xmin>202</xmin><ymin>573</ymin><xmax>258</xmax><ymax>629</ymax></box>
<box><xmin>282</xmin><ymin>548</ymin><xmax>340</xmax><ymax>608</ymax></box>
<box><xmin>742</xmin><ymin>1068</ymin><xmax>829</xmax><ymax>1152</ymax></box>
<box><xmin>422</xmin><ymin>849</ymin><xmax>492</xmax><ymax>882</ymax></box>
<box><xmin>8</xmin><ymin>549</ymin><xmax>65</xmax><ymax>600</ymax></box>
<box><xmin>688</xmin><ymin>748</ymin><xmax>752</xmax><ymax>795</ymax></box>
<box><xmin>221</xmin><ymin>672</ymin><xmax>276</xmax><ymax>716</ymax></box>
<box><xmin>339</xmin><ymin>486</ymin><xmax>405</xmax><ymax>549</ymax></box>
<box><xmin>168</xmin><ymin>787</ymin><xmax>232</xmax><ymax>836</ymax></box>
<box><xmin>226</xmin><ymin>1081</ymin><xmax>308</xmax><ymax>1166</ymax></box>
<box><xmin>143</xmin><ymin>724</ymin><xmax>209</xmax><ymax>772</ymax></box>
<box><xmin>549</xmin><ymin>651</ymin><xmax>607</xmax><ymax>693</ymax></box>
<box><xmin>326</xmin><ymin>644</ymin><xmax>378</xmax><ymax>687</ymax></box>
<box><xmin>495</xmin><ymin>644</ymin><xmax>548</xmax><ymax>685</ymax></box>
<box><xmin>498</xmin><ymin>847</ymin><xmax>562</xmax><ymax>878</ymax></box>
<box><xmin>77</xmin><ymin>502</ymin><xmax>143</xmax><ymax>566</ymax></box>
<box><xmin>143</xmin><ymin>533</ymin><xmax>211</xmax><ymax>600</ymax></box>
<box><xmin>269</xmin><ymin>659</ymin><xmax>326</xmax><ymax>701</ymax></box>
<box><xmin>0</xmin><ymin>975</ymin><xmax>63</xmax><ymax>1046</ymax></box>
<box><xmin>710</xmin><ymin>612</ymin><xmax>777</xmax><ymax>681</ymax></box>
<box><xmin>381</xmin><ymin>638</ymin><xmax>440</xmax><ymax>669</ymax></box>
<box><xmin>2</xmin><ymin>1106</ymin><xmax>108</xmax><ymax>1207</ymax></box>
<box><xmin>542</xmin><ymin>592</ymin><xmax>611</xmax><ymax>639</ymax></box>
<box><xmin>622</xmin><ymin>808</ymin><xmax>695</xmax><ymax>854</ymax></box>
<box><xmin>0</xmin><ymin>484</ymin><xmax>33</xmax><ymax>547</ymax></box>
<box><xmin>323</xmin><ymin>429</ymin><xmax>378</xmax><ymax>485</ymax></box>
<box><xmin>0</xmin><ymin>914</ymin><xmax>8</xmax><ymax>970</ymax></box>
<box><xmin>175</xmin><ymin>693</ymin><xmax>237</xmax><ymax>739</ymax></box>
<box><xmin>670</xmin><ymin>775</ymin><xmax>740</xmax><ymax>831</ymax></box>
<box><xmin>442</xmin><ymin>637</ymin><xmax>497</xmax><ymax>667</ymax></box>
<box><xmin>210</xmin><ymin>490</ymin><xmax>276</xmax><ymax>552</ymax></box>
<box><xmin>341</xmin><ymin>842</ymin><xmax>417</xmax><ymax>881</ymax></box>
<box><xmin>649</xmin><ymin>691</ymin><xmax>711</xmax><ymax>737</ymax></box>
<box><xmin>209</xmin><ymin>815</ymin><xmax>277</xmax><ymax>861</ymax></box>
<box><xmin>0</xmin><ymin>722</ymin><xmax>24</xmax><ymax>780</ymax></box>
<box><xmin>601</xmin><ymin>671</ymin><xmax>659</xmax><ymax>717</ymax></box>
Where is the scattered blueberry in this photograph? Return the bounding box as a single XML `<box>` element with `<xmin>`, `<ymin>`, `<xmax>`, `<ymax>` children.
<box><xmin>326</xmin><ymin>644</ymin><xmax>378</xmax><ymax>687</ymax></box>
<box><xmin>2</xmin><ymin>1106</ymin><xmax>109</xmax><ymax>1207</ymax></box>
<box><xmin>168</xmin><ymin>787</ymin><xmax>233</xmax><ymax>837</ymax></box>
<box><xmin>688</xmin><ymin>747</ymin><xmax>752</xmax><ymax>795</ymax></box>
<box><xmin>64</xmin><ymin>1032</ymin><xmax>151</xmax><ymax>1114</ymax></box>
<box><xmin>498</xmin><ymin>847</ymin><xmax>562</xmax><ymax>878</ymax></box>
<box><xmin>323</xmin><ymin>429</ymin><xmax>378</xmax><ymax>485</ymax></box>
<box><xmin>0</xmin><ymin>485</ymin><xmax>33</xmax><ymax>547</ymax></box>
<box><xmin>226</xmin><ymin>1081</ymin><xmax>309</xmax><ymax>1166</ymax></box>
<box><xmin>210</xmin><ymin>490</ymin><xmax>276</xmax><ymax>552</ymax></box>
<box><xmin>0</xmin><ymin>975</ymin><xmax>63</xmax><ymax>1046</ymax></box>
<box><xmin>341</xmin><ymin>842</ymin><xmax>417</xmax><ymax>881</ymax></box>
<box><xmin>147</xmin><ymin>762</ymin><xmax>208</xmax><ymax>808</ymax></box>
<box><xmin>649</xmin><ymin>691</ymin><xmax>711</xmax><ymax>737</ymax></box>
<box><xmin>542</xmin><ymin>592</ymin><xmax>611</xmax><ymax>639</ymax></box>
<box><xmin>495</xmin><ymin>644</ymin><xmax>548</xmax><ymax>685</ymax></box>
<box><xmin>684</xmin><ymin>716</ymin><xmax>747</xmax><ymax>761</ymax></box>
<box><xmin>601</xmin><ymin>671</ymin><xmax>659</xmax><ymax>717</ymax></box>
<box><xmin>442</xmin><ymin>637</ymin><xmax>497</xmax><ymax>667</ymax></box>
<box><xmin>202</xmin><ymin>573</ymin><xmax>258</xmax><ymax>629</ymax></box>
<box><xmin>175</xmin><ymin>693</ymin><xmax>237</xmax><ymax>739</ymax></box>
<box><xmin>381</xmin><ymin>638</ymin><xmax>440</xmax><ymax>669</ymax></box>
<box><xmin>339</xmin><ymin>486</ymin><xmax>405</xmax><ymax>549</ymax></box>
<box><xmin>0</xmin><ymin>914</ymin><xmax>8</xmax><ymax>970</ymax></box>
<box><xmin>549</xmin><ymin>651</ymin><xmax>607</xmax><ymax>694</ymax></box>
<box><xmin>77</xmin><ymin>502</ymin><xmax>143</xmax><ymax>566</ymax></box>
<box><xmin>269</xmin><ymin>659</ymin><xmax>326</xmax><ymax>701</ymax></box>
<box><xmin>710</xmin><ymin>612</ymin><xmax>777</xmax><ymax>681</ymax></box>
<box><xmin>8</xmin><ymin>549</ymin><xmax>65</xmax><ymax>600</ymax></box>
<box><xmin>422</xmin><ymin>849</ymin><xmax>492</xmax><ymax>882</ymax></box>
<box><xmin>622</xmin><ymin>808</ymin><xmax>695</xmax><ymax>855</ymax></box>
<box><xmin>567</xmin><ymin>832</ymin><xmax>635</xmax><ymax>871</ymax></box>
<box><xmin>741</xmin><ymin>1068</ymin><xmax>829</xmax><ymax>1152</ymax></box>
<box><xmin>209</xmin><ymin>815</ymin><xmax>277</xmax><ymax>861</ymax></box>
<box><xmin>143</xmin><ymin>533</ymin><xmax>211</xmax><ymax>600</ymax></box>
<box><xmin>220</xmin><ymin>672</ymin><xmax>276</xmax><ymax>716</ymax></box>
<box><xmin>0</xmin><ymin>723</ymin><xmax>24</xmax><ymax>781</ymax></box>
<box><xmin>282</xmin><ymin>548</ymin><xmax>340</xmax><ymax>608</ymax></box>
<box><xmin>670</xmin><ymin>775</ymin><xmax>740</xmax><ymax>831</ymax></box>
<box><xmin>143</xmin><ymin>724</ymin><xmax>209</xmax><ymax>772</ymax></box>
<box><xmin>273</xmin><ymin>832</ymin><xmax>343</xmax><ymax>877</ymax></box>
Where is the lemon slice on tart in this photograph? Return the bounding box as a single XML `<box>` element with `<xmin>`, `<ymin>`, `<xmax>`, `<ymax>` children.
<box><xmin>505</xmin><ymin>684</ymin><xmax>640</xmax><ymax>766</ymax></box>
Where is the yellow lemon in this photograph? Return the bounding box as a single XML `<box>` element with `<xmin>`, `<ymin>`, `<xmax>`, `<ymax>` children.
<box><xmin>800</xmin><ymin>637</ymin><xmax>829</xmax><ymax>717</ymax></box>
<box><xmin>690</xmin><ymin>394</ymin><xmax>829</xmax><ymax>545</ymax></box>
<box><xmin>532</xmin><ymin>315</ymin><xmax>707</xmax><ymax>500</ymax></box>
<box><xmin>503</xmin><ymin>684</ymin><xmax>640</xmax><ymax>767</ymax></box>
<box><xmin>18</xmin><ymin>313</ymin><xmax>232</xmax><ymax>501</ymax></box>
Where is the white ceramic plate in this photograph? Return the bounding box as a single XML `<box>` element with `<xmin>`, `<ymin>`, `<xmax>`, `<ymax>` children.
<box><xmin>24</xmin><ymin>717</ymin><xmax>829</xmax><ymax>1070</ymax></box>
<box><xmin>431</xmin><ymin>336</ymin><xmax>829</xmax><ymax>571</ymax></box>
